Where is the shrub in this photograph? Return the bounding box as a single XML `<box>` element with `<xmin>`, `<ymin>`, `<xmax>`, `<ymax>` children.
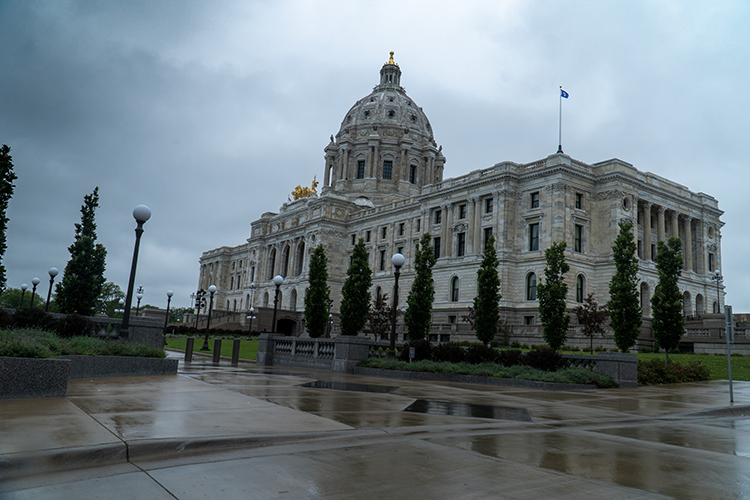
<box><xmin>399</xmin><ymin>338</ymin><xmax>431</xmax><ymax>362</ymax></box>
<box><xmin>497</xmin><ymin>349</ymin><xmax>524</xmax><ymax>367</ymax></box>
<box><xmin>524</xmin><ymin>347</ymin><xmax>568</xmax><ymax>371</ymax></box>
<box><xmin>0</xmin><ymin>309</ymin><xmax>13</xmax><ymax>328</ymax></box>
<box><xmin>465</xmin><ymin>343</ymin><xmax>500</xmax><ymax>364</ymax></box>
<box><xmin>594</xmin><ymin>345</ymin><xmax>607</xmax><ymax>352</ymax></box>
<box><xmin>54</xmin><ymin>314</ymin><xmax>95</xmax><ymax>338</ymax></box>
<box><xmin>0</xmin><ymin>332</ymin><xmax>53</xmax><ymax>358</ymax></box>
<box><xmin>510</xmin><ymin>340</ymin><xmax>521</xmax><ymax>349</ymax></box>
<box><xmin>431</xmin><ymin>342</ymin><xmax>466</xmax><ymax>363</ymax></box>
<box><xmin>637</xmin><ymin>358</ymin><xmax>711</xmax><ymax>385</ymax></box>
<box><xmin>12</xmin><ymin>308</ymin><xmax>54</xmax><ymax>330</ymax></box>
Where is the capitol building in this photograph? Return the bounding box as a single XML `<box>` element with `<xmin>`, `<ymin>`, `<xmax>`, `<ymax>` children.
<box><xmin>197</xmin><ymin>53</ymin><xmax>724</xmax><ymax>342</ymax></box>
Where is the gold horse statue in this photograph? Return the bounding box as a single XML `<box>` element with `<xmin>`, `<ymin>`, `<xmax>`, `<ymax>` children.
<box><xmin>291</xmin><ymin>176</ymin><xmax>319</xmax><ymax>200</ymax></box>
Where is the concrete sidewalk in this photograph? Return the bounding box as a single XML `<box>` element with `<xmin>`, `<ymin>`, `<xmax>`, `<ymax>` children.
<box><xmin>2</xmin><ymin>354</ymin><xmax>750</xmax><ymax>499</ymax></box>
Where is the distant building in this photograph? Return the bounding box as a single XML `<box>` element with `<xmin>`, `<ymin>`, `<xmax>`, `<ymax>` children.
<box><xmin>198</xmin><ymin>53</ymin><xmax>724</xmax><ymax>341</ymax></box>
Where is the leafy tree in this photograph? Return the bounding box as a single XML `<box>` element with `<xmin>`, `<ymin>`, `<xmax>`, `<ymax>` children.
<box><xmin>99</xmin><ymin>281</ymin><xmax>125</xmax><ymax>316</ymax></box>
<box><xmin>0</xmin><ymin>287</ymin><xmax>43</xmax><ymax>309</ymax></box>
<box><xmin>55</xmin><ymin>187</ymin><xmax>108</xmax><ymax>316</ymax></box>
<box><xmin>340</xmin><ymin>239</ymin><xmax>372</xmax><ymax>335</ymax></box>
<box><xmin>0</xmin><ymin>145</ymin><xmax>17</xmax><ymax>294</ymax></box>
<box><xmin>651</xmin><ymin>237</ymin><xmax>684</xmax><ymax>363</ymax></box>
<box><xmin>304</xmin><ymin>244</ymin><xmax>330</xmax><ymax>338</ymax></box>
<box><xmin>573</xmin><ymin>293</ymin><xmax>609</xmax><ymax>355</ymax></box>
<box><xmin>404</xmin><ymin>233</ymin><xmax>436</xmax><ymax>341</ymax></box>
<box><xmin>368</xmin><ymin>292</ymin><xmax>392</xmax><ymax>340</ymax></box>
<box><xmin>536</xmin><ymin>241</ymin><xmax>570</xmax><ymax>351</ymax></box>
<box><xmin>474</xmin><ymin>235</ymin><xmax>501</xmax><ymax>345</ymax></box>
<box><xmin>607</xmin><ymin>221</ymin><xmax>642</xmax><ymax>351</ymax></box>
<box><xmin>170</xmin><ymin>306</ymin><xmax>193</xmax><ymax>323</ymax></box>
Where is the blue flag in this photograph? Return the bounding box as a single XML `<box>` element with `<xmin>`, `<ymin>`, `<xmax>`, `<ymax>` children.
<box><xmin>560</xmin><ymin>88</ymin><xmax>569</xmax><ymax>99</ymax></box>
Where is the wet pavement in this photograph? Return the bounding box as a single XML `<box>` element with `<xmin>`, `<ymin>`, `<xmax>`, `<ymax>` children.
<box><xmin>2</xmin><ymin>352</ymin><xmax>750</xmax><ymax>499</ymax></box>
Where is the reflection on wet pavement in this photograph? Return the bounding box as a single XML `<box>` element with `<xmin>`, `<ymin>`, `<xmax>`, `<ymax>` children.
<box><xmin>299</xmin><ymin>380</ymin><xmax>399</xmax><ymax>393</ymax></box>
<box><xmin>404</xmin><ymin>399</ymin><xmax>532</xmax><ymax>422</ymax></box>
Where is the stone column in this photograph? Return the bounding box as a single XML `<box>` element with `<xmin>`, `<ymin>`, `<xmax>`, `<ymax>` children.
<box><xmin>643</xmin><ymin>202</ymin><xmax>652</xmax><ymax>260</ymax></box>
<box><xmin>671</xmin><ymin>211</ymin><xmax>679</xmax><ymax>240</ymax></box>
<box><xmin>324</xmin><ymin>157</ymin><xmax>331</xmax><ymax>187</ymax></box>
<box><xmin>467</xmin><ymin>197</ymin><xmax>476</xmax><ymax>254</ymax></box>
<box><xmin>444</xmin><ymin>203</ymin><xmax>453</xmax><ymax>257</ymax></box>
<box><xmin>684</xmin><ymin>216</ymin><xmax>693</xmax><ymax>271</ymax></box>
<box><xmin>657</xmin><ymin>206</ymin><xmax>666</xmax><ymax>243</ymax></box>
<box><xmin>343</xmin><ymin>149</ymin><xmax>350</xmax><ymax>180</ymax></box>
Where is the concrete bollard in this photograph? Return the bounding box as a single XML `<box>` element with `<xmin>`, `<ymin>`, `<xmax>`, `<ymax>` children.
<box><xmin>212</xmin><ymin>339</ymin><xmax>222</xmax><ymax>365</ymax></box>
<box><xmin>185</xmin><ymin>338</ymin><xmax>194</xmax><ymax>363</ymax></box>
<box><xmin>231</xmin><ymin>339</ymin><xmax>241</xmax><ymax>367</ymax></box>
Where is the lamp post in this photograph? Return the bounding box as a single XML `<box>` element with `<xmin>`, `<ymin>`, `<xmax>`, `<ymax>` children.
<box><xmin>20</xmin><ymin>283</ymin><xmax>28</xmax><ymax>309</ymax></box>
<box><xmin>713</xmin><ymin>270</ymin><xmax>723</xmax><ymax>315</ymax></box>
<box><xmin>271</xmin><ymin>275</ymin><xmax>283</xmax><ymax>333</ymax></box>
<box><xmin>246</xmin><ymin>307</ymin><xmax>256</xmax><ymax>340</ymax></box>
<box><xmin>390</xmin><ymin>253</ymin><xmax>405</xmax><ymax>358</ymax></box>
<box><xmin>45</xmin><ymin>267</ymin><xmax>59</xmax><ymax>312</ymax></box>
<box><xmin>194</xmin><ymin>289</ymin><xmax>206</xmax><ymax>330</ymax></box>
<box><xmin>163</xmin><ymin>290</ymin><xmax>174</xmax><ymax>345</ymax></box>
<box><xmin>135</xmin><ymin>285</ymin><xmax>144</xmax><ymax>316</ymax></box>
<box><xmin>120</xmin><ymin>205</ymin><xmax>151</xmax><ymax>338</ymax></box>
<box><xmin>328</xmin><ymin>313</ymin><xmax>333</xmax><ymax>337</ymax></box>
<box><xmin>29</xmin><ymin>277</ymin><xmax>40</xmax><ymax>308</ymax></box>
<box><xmin>200</xmin><ymin>285</ymin><xmax>217</xmax><ymax>351</ymax></box>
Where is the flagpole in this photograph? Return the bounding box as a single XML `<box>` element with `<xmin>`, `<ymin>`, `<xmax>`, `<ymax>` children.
<box><xmin>557</xmin><ymin>86</ymin><xmax>563</xmax><ymax>154</ymax></box>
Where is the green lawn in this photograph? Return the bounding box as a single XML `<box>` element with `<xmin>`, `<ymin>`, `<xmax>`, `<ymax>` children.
<box><xmin>634</xmin><ymin>352</ymin><xmax>750</xmax><ymax>381</ymax></box>
<box><xmin>166</xmin><ymin>338</ymin><xmax>258</xmax><ymax>361</ymax></box>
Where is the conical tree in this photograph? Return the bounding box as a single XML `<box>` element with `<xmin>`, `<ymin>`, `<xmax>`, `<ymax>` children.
<box><xmin>0</xmin><ymin>145</ymin><xmax>17</xmax><ymax>294</ymax></box>
<box><xmin>607</xmin><ymin>221</ymin><xmax>642</xmax><ymax>351</ymax></box>
<box><xmin>55</xmin><ymin>187</ymin><xmax>107</xmax><ymax>316</ymax></box>
<box><xmin>340</xmin><ymin>239</ymin><xmax>372</xmax><ymax>335</ymax></box>
<box><xmin>474</xmin><ymin>235</ymin><xmax>501</xmax><ymax>345</ymax></box>
<box><xmin>304</xmin><ymin>244</ymin><xmax>330</xmax><ymax>338</ymax></box>
<box><xmin>536</xmin><ymin>241</ymin><xmax>570</xmax><ymax>351</ymax></box>
<box><xmin>404</xmin><ymin>233</ymin><xmax>436</xmax><ymax>341</ymax></box>
<box><xmin>651</xmin><ymin>237</ymin><xmax>684</xmax><ymax>363</ymax></box>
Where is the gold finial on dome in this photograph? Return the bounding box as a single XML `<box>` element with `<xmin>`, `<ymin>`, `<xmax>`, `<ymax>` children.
<box><xmin>388</xmin><ymin>51</ymin><xmax>395</xmax><ymax>65</ymax></box>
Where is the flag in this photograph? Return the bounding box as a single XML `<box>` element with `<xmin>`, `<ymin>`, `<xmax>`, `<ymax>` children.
<box><xmin>560</xmin><ymin>88</ymin><xmax>569</xmax><ymax>99</ymax></box>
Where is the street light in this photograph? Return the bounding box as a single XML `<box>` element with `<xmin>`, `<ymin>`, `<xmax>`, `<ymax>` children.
<box><xmin>163</xmin><ymin>290</ymin><xmax>174</xmax><ymax>345</ymax></box>
<box><xmin>246</xmin><ymin>306</ymin><xmax>256</xmax><ymax>340</ymax></box>
<box><xmin>45</xmin><ymin>267</ymin><xmax>59</xmax><ymax>312</ymax></box>
<box><xmin>713</xmin><ymin>269</ymin><xmax>723</xmax><ymax>315</ymax></box>
<box><xmin>328</xmin><ymin>313</ymin><xmax>333</xmax><ymax>338</ymax></box>
<box><xmin>120</xmin><ymin>204</ymin><xmax>151</xmax><ymax>338</ymax></box>
<box><xmin>194</xmin><ymin>289</ymin><xmax>206</xmax><ymax>330</ymax></box>
<box><xmin>271</xmin><ymin>275</ymin><xmax>284</xmax><ymax>334</ymax></box>
<box><xmin>200</xmin><ymin>285</ymin><xmax>217</xmax><ymax>351</ymax></box>
<box><xmin>20</xmin><ymin>283</ymin><xmax>28</xmax><ymax>309</ymax></box>
<box><xmin>30</xmin><ymin>277</ymin><xmax>40</xmax><ymax>308</ymax></box>
<box><xmin>390</xmin><ymin>253</ymin><xmax>405</xmax><ymax>358</ymax></box>
<box><xmin>135</xmin><ymin>285</ymin><xmax>144</xmax><ymax>316</ymax></box>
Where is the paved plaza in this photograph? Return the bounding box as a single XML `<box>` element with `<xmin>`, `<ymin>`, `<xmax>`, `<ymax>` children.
<box><xmin>2</xmin><ymin>353</ymin><xmax>750</xmax><ymax>499</ymax></box>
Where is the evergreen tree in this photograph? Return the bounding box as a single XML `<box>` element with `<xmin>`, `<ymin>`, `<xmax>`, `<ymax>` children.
<box><xmin>0</xmin><ymin>145</ymin><xmax>18</xmax><ymax>294</ymax></box>
<box><xmin>404</xmin><ymin>233</ymin><xmax>436</xmax><ymax>341</ymax></box>
<box><xmin>651</xmin><ymin>236</ymin><xmax>684</xmax><ymax>363</ymax></box>
<box><xmin>55</xmin><ymin>187</ymin><xmax>107</xmax><ymax>316</ymax></box>
<box><xmin>368</xmin><ymin>292</ymin><xmax>392</xmax><ymax>340</ymax></box>
<box><xmin>340</xmin><ymin>239</ymin><xmax>372</xmax><ymax>335</ymax></box>
<box><xmin>304</xmin><ymin>244</ymin><xmax>330</xmax><ymax>338</ymax></box>
<box><xmin>474</xmin><ymin>235</ymin><xmax>501</xmax><ymax>345</ymax></box>
<box><xmin>536</xmin><ymin>241</ymin><xmax>570</xmax><ymax>351</ymax></box>
<box><xmin>607</xmin><ymin>221</ymin><xmax>642</xmax><ymax>351</ymax></box>
<box><xmin>573</xmin><ymin>293</ymin><xmax>609</xmax><ymax>355</ymax></box>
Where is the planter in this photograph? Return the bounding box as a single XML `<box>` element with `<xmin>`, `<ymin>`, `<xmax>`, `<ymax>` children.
<box><xmin>0</xmin><ymin>357</ymin><xmax>70</xmax><ymax>399</ymax></box>
<box><xmin>61</xmin><ymin>355</ymin><xmax>178</xmax><ymax>379</ymax></box>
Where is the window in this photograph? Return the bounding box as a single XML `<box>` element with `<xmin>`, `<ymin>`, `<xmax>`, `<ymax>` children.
<box><xmin>366</xmin><ymin>231</ymin><xmax>371</xmax><ymax>242</ymax></box>
<box><xmin>409</xmin><ymin>165</ymin><xmax>416</xmax><ymax>183</ymax></box>
<box><xmin>397</xmin><ymin>246</ymin><xmax>403</xmax><ymax>255</ymax></box>
<box><xmin>435</xmin><ymin>210</ymin><xmax>442</xmax><ymax>224</ymax></box>
<box><xmin>239</xmin><ymin>260</ymin><xmax>242</xmax><ymax>268</ymax></box>
<box><xmin>485</xmin><ymin>198</ymin><xmax>493</xmax><ymax>214</ymax></box>
<box><xmin>349</xmin><ymin>255</ymin><xmax>353</xmax><ymax>267</ymax></box>
<box><xmin>399</xmin><ymin>223</ymin><xmax>404</xmax><ymax>236</ymax></box>
<box><xmin>351</xmin><ymin>234</ymin><xmax>356</xmax><ymax>245</ymax></box>
<box><xmin>576</xmin><ymin>275</ymin><xmax>585</xmax><ymax>303</ymax></box>
<box><xmin>232</xmin><ymin>262</ymin><xmax>235</xmax><ymax>271</ymax></box>
<box><xmin>530</xmin><ymin>191</ymin><xmax>540</xmax><ymax>209</ymax></box>
<box><xmin>357</xmin><ymin>160</ymin><xmax>365</xmax><ymax>179</ymax></box>
<box><xmin>708</xmin><ymin>253</ymin><xmax>715</xmax><ymax>273</ymax></box>
<box><xmin>383</xmin><ymin>160</ymin><xmax>393</xmax><ymax>180</ymax></box>
<box><xmin>416</xmin><ymin>218</ymin><xmax>421</xmax><ymax>232</ymax></box>
<box><xmin>375</xmin><ymin>286</ymin><xmax>381</xmax><ymax>301</ymax></box>
<box><xmin>574</xmin><ymin>224</ymin><xmax>583</xmax><ymax>252</ymax></box>
<box><xmin>651</xmin><ymin>244</ymin><xmax>656</xmax><ymax>259</ymax></box>
<box><xmin>433</xmin><ymin>237</ymin><xmax>441</xmax><ymax>259</ymax></box>
<box><xmin>451</xmin><ymin>277</ymin><xmax>460</xmax><ymax>302</ymax></box>
<box><xmin>575</xmin><ymin>193</ymin><xmax>583</xmax><ymax>210</ymax></box>
<box><xmin>379</xmin><ymin>250</ymin><xmax>386</xmax><ymax>271</ymax></box>
<box><xmin>448</xmin><ymin>315</ymin><xmax>456</xmax><ymax>324</ymax></box>
<box><xmin>483</xmin><ymin>227</ymin><xmax>493</xmax><ymax>250</ymax></box>
<box><xmin>230</xmin><ymin>276</ymin><xmax>234</xmax><ymax>290</ymax></box>
<box><xmin>524</xmin><ymin>316</ymin><xmax>535</xmax><ymax>325</ymax></box>
<box><xmin>459</xmin><ymin>204</ymin><xmax>466</xmax><ymax>219</ymax></box>
<box><xmin>381</xmin><ymin>227</ymin><xmax>387</xmax><ymax>239</ymax></box>
<box><xmin>529</xmin><ymin>223</ymin><xmax>539</xmax><ymax>251</ymax></box>
<box><xmin>526</xmin><ymin>273</ymin><xmax>537</xmax><ymax>300</ymax></box>
<box><xmin>457</xmin><ymin>233</ymin><xmax>466</xmax><ymax>257</ymax></box>
<box><xmin>637</xmin><ymin>240</ymin><xmax>643</xmax><ymax>259</ymax></box>
<box><xmin>250</xmin><ymin>266</ymin><xmax>255</xmax><ymax>283</ymax></box>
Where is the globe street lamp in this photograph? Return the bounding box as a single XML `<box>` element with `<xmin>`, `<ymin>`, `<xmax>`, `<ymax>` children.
<box><xmin>121</xmin><ymin>205</ymin><xmax>151</xmax><ymax>338</ymax></box>
<box><xmin>163</xmin><ymin>290</ymin><xmax>174</xmax><ymax>345</ymax></box>
<box><xmin>45</xmin><ymin>267</ymin><xmax>59</xmax><ymax>312</ymax></box>
<box><xmin>713</xmin><ymin>270</ymin><xmax>723</xmax><ymax>315</ymax></box>
<box><xmin>30</xmin><ymin>277</ymin><xmax>40</xmax><ymax>308</ymax></box>
<box><xmin>20</xmin><ymin>283</ymin><xmax>28</xmax><ymax>309</ymax></box>
<box><xmin>271</xmin><ymin>275</ymin><xmax>284</xmax><ymax>334</ymax></box>
<box><xmin>390</xmin><ymin>253</ymin><xmax>405</xmax><ymax>358</ymax></box>
<box><xmin>135</xmin><ymin>285</ymin><xmax>144</xmax><ymax>316</ymax></box>
<box><xmin>246</xmin><ymin>306</ymin><xmax>256</xmax><ymax>340</ymax></box>
<box><xmin>200</xmin><ymin>285</ymin><xmax>218</xmax><ymax>351</ymax></box>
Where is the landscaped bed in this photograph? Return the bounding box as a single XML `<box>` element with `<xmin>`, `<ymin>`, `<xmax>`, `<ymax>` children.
<box><xmin>0</xmin><ymin>328</ymin><xmax>166</xmax><ymax>358</ymax></box>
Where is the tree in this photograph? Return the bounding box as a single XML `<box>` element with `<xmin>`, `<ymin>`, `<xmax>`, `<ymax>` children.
<box><xmin>99</xmin><ymin>281</ymin><xmax>125</xmax><ymax>316</ymax></box>
<box><xmin>536</xmin><ymin>241</ymin><xmax>570</xmax><ymax>351</ymax></box>
<box><xmin>339</xmin><ymin>239</ymin><xmax>372</xmax><ymax>335</ymax></box>
<box><xmin>651</xmin><ymin>237</ymin><xmax>684</xmax><ymax>363</ymax></box>
<box><xmin>304</xmin><ymin>244</ymin><xmax>330</xmax><ymax>338</ymax></box>
<box><xmin>0</xmin><ymin>287</ymin><xmax>43</xmax><ymax>309</ymax></box>
<box><xmin>170</xmin><ymin>306</ymin><xmax>193</xmax><ymax>324</ymax></box>
<box><xmin>368</xmin><ymin>292</ymin><xmax>392</xmax><ymax>340</ymax></box>
<box><xmin>607</xmin><ymin>221</ymin><xmax>642</xmax><ymax>351</ymax></box>
<box><xmin>573</xmin><ymin>293</ymin><xmax>609</xmax><ymax>355</ymax></box>
<box><xmin>404</xmin><ymin>233</ymin><xmax>436</xmax><ymax>341</ymax></box>
<box><xmin>0</xmin><ymin>145</ymin><xmax>17</xmax><ymax>295</ymax></box>
<box><xmin>55</xmin><ymin>187</ymin><xmax>108</xmax><ymax>316</ymax></box>
<box><xmin>474</xmin><ymin>235</ymin><xmax>501</xmax><ymax>345</ymax></box>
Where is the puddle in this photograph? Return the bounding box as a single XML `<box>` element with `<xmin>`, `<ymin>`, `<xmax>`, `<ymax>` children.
<box><xmin>298</xmin><ymin>381</ymin><xmax>399</xmax><ymax>393</ymax></box>
<box><xmin>404</xmin><ymin>399</ymin><xmax>532</xmax><ymax>422</ymax></box>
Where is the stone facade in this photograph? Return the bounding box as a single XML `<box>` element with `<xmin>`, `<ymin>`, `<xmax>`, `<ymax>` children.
<box><xmin>198</xmin><ymin>54</ymin><xmax>724</xmax><ymax>340</ymax></box>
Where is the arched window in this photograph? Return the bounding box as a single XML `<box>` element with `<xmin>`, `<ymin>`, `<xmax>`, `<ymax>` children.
<box><xmin>451</xmin><ymin>277</ymin><xmax>459</xmax><ymax>302</ymax></box>
<box><xmin>295</xmin><ymin>243</ymin><xmax>305</xmax><ymax>275</ymax></box>
<box><xmin>230</xmin><ymin>276</ymin><xmax>234</xmax><ymax>290</ymax></box>
<box><xmin>375</xmin><ymin>286</ymin><xmax>382</xmax><ymax>302</ymax></box>
<box><xmin>290</xmin><ymin>289</ymin><xmax>297</xmax><ymax>311</ymax></box>
<box><xmin>226</xmin><ymin>300</ymin><xmax>230</xmax><ymax>310</ymax></box>
<box><xmin>263</xmin><ymin>292</ymin><xmax>269</xmax><ymax>307</ymax></box>
<box><xmin>696</xmin><ymin>294</ymin><xmax>704</xmax><ymax>317</ymax></box>
<box><xmin>267</xmin><ymin>249</ymin><xmax>276</xmax><ymax>280</ymax></box>
<box><xmin>281</xmin><ymin>245</ymin><xmax>290</xmax><ymax>277</ymax></box>
<box><xmin>641</xmin><ymin>283</ymin><xmax>651</xmax><ymax>317</ymax></box>
<box><xmin>683</xmin><ymin>291</ymin><xmax>692</xmax><ymax>317</ymax></box>
<box><xmin>713</xmin><ymin>300</ymin><xmax>719</xmax><ymax>314</ymax></box>
<box><xmin>526</xmin><ymin>273</ymin><xmax>537</xmax><ymax>301</ymax></box>
<box><xmin>576</xmin><ymin>275</ymin><xmax>585</xmax><ymax>303</ymax></box>
<box><xmin>233</xmin><ymin>299</ymin><xmax>237</xmax><ymax>312</ymax></box>
<box><xmin>276</xmin><ymin>291</ymin><xmax>283</xmax><ymax>309</ymax></box>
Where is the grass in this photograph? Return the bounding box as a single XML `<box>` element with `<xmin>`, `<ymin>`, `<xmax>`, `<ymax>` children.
<box><xmin>0</xmin><ymin>329</ymin><xmax>166</xmax><ymax>358</ymax></box>
<box><xmin>634</xmin><ymin>352</ymin><xmax>750</xmax><ymax>381</ymax></box>
<box><xmin>166</xmin><ymin>337</ymin><xmax>259</xmax><ymax>361</ymax></box>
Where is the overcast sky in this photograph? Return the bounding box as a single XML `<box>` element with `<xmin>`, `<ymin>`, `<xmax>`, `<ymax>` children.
<box><xmin>1</xmin><ymin>0</ymin><xmax>748</xmax><ymax>310</ymax></box>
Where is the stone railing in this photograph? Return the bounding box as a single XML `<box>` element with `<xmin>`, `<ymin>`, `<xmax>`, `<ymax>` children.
<box><xmin>563</xmin><ymin>353</ymin><xmax>638</xmax><ymax>388</ymax></box>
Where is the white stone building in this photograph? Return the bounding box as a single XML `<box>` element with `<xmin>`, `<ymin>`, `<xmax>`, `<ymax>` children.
<box><xmin>197</xmin><ymin>53</ymin><xmax>724</xmax><ymax>340</ymax></box>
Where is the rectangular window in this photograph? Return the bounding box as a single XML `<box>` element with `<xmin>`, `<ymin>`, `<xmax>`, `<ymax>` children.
<box><xmin>399</xmin><ymin>223</ymin><xmax>404</xmax><ymax>236</ymax></box>
<box><xmin>484</xmin><ymin>227</ymin><xmax>493</xmax><ymax>249</ymax></box>
<box><xmin>448</xmin><ymin>315</ymin><xmax>456</xmax><ymax>324</ymax></box>
<box><xmin>530</xmin><ymin>192</ymin><xmax>540</xmax><ymax>209</ymax></box>
<box><xmin>574</xmin><ymin>224</ymin><xmax>583</xmax><ymax>252</ymax></box>
<box><xmin>416</xmin><ymin>218</ymin><xmax>421</xmax><ymax>232</ymax></box>
<box><xmin>379</xmin><ymin>250</ymin><xmax>386</xmax><ymax>271</ymax></box>
<box><xmin>383</xmin><ymin>160</ymin><xmax>392</xmax><ymax>180</ymax></box>
<box><xmin>397</xmin><ymin>246</ymin><xmax>403</xmax><ymax>255</ymax></box>
<box><xmin>524</xmin><ymin>316</ymin><xmax>535</xmax><ymax>325</ymax></box>
<box><xmin>357</xmin><ymin>160</ymin><xmax>366</xmax><ymax>179</ymax></box>
<box><xmin>457</xmin><ymin>233</ymin><xmax>466</xmax><ymax>257</ymax></box>
<box><xmin>651</xmin><ymin>244</ymin><xmax>656</xmax><ymax>259</ymax></box>
<box><xmin>409</xmin><ymin>165</ymin><xmax>416</xmax><ymax>183</ymax></box>
<box><xmin>433</xmin><ymin>237</ymin><xmax>441</xmax><ymax>259</ymax></box>
<box><xmin>435</xmin><ymin>210</ymin><xmax>442</xmax><ymax>224</ymax></box>
<box><xmin>250</xmin><ymin>266</ymin><xmax>255</xmax><ymax>283</ymax></box>
<box><xmin>709</xmin><ymin>253</ymin><xmax>715</xmax><ymax>273</ymax></box>
<box><xmin>349</xmin><ymin>255</ymin><xmax>353</xmax><ymax>267</ymax></box>
<box><xmin>485</xmin><ymin>198</ymin><xmax>493</xmax><ymax>213</ymax></box>
<box><xmin>528</xmin><ymin>223</ymin><xmax>539</xmax><ymax>251</ymax></box>
<box><xmin>459</xmin><ymin>204</ymin><xmax>466</xmax><ymax>219</ymax></box>
<box><xmin>351</xmin><ymin>234</ymin><xmax>356</xmax><ymax>245</ymax></box>
<box><xmin>637</xmin><ymin>240</ymin><xmax>643</xmax><ymax>259</ymax></box>
<box><xmin>575</xmin><ymin>193</ymin><xmax>583</xmax><ymax>209</ymax></box>
<box><xmin>366</xmin><ymin>231</ymin><xmax>371</xmax><ymax>242</ymax></box>
<box><xmin>381</xmin><ymin>227</ymin><xmax>387</xmax><ymax>239</ymax></box>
